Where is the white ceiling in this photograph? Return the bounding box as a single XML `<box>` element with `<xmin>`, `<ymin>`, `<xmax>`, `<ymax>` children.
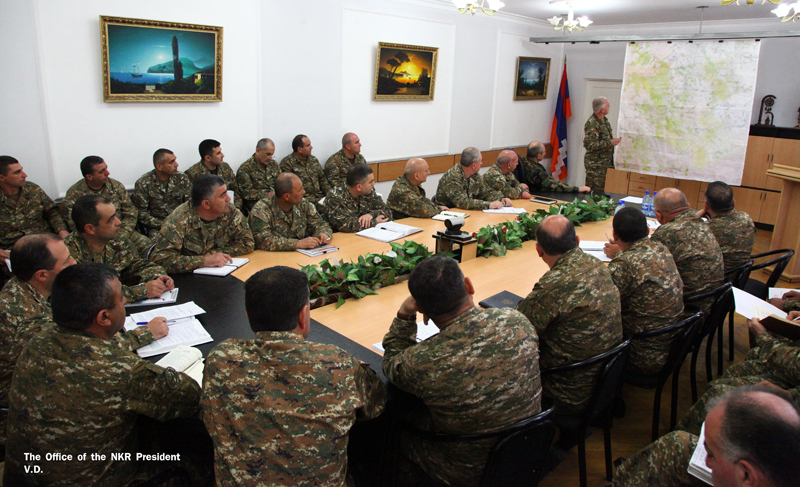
<box><xmin>496</xmin><ymin>0</ymin><xmax>788</xmax><ymax>25</ymax></box>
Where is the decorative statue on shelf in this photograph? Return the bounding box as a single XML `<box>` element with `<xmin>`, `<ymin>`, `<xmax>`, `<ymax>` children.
<box><xmin>757</xmin><ymin>94</ymin><xmax>776</xmax><ymax>126</ymax></box>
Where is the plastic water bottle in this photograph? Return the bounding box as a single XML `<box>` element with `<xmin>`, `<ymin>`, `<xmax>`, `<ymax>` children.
<box><xmin>642</xmin><ymin>191</ymin><xmax>652</xmax><ymax>217</ymax></box>
<box><xmin>614</xmin><ymin>201</ymin><xmax>625</xmax><ymax>215</ymax></box>
<box><xmin>651</xmin><ymin>191</ymin><xmax>658</xmax><ymax>217</ymax></box>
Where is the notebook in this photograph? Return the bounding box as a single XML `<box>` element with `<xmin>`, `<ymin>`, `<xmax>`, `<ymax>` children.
<box><xmin>193</xmin><ymin>257</ymin><xmax>249</xmax><ymax>277</ymax></box>
<box><xmin>356</xmin><ymin>222</ymin><xmax>423</xmax><ymax>243</ymax></box>
<box><xmin>478</xmin><ymin>291</ymin><xmax>524</xmax><ymax>309</ymax></box>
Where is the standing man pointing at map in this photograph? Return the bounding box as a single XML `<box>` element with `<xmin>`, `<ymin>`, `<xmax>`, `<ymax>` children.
<box><xmin>584</xmin><ymin>97</ymin><xmax>621</xmax><ymax>193</ymax></box>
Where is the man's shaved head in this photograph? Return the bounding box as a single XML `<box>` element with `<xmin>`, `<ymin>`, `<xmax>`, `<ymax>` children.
<box><xmin>653</xmin><ymin>188</ymin><xmax>689</xmax><ymax>215</ymax></box>
<box><xmin>497</xmin><ymin>150</ymin><xmax>518</xmax><ymax>166</ymax></box>
<box><xmin>536</xmin><ymin>215</ymin><xmax>578</xmax><ymax>256</ymax></box>
<box><xmin>405</xmin><ymin>158</ymin><xmax>427</xmax><ymax>176</ymax></box>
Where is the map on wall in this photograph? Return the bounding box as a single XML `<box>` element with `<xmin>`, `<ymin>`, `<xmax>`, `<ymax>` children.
<box><xmin>615</xmin><ymin>40</ymin><xmax>760</xmax><ymax>185</ymax></box>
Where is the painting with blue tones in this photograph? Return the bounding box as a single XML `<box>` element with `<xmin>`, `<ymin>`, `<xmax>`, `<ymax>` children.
<box><xmin>514</xmin><ymin>57</ymin><xmax>550</xmax><ymax>101</ymax></box>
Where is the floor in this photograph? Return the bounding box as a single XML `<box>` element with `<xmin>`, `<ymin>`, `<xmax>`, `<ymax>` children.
<box><xmin>539</xmin><ymin>227</ymin><xmax>798</xmax><ymax>487</ymax></box>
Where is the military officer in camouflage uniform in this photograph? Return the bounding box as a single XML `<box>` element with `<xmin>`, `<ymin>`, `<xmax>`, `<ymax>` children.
<box><xmin>131</xmin><ymin>148</ymin><xmax>192</xmax><ymax>239</ymax></box>
<box><xmin>65</xmin><ymin>195</ymin><xmax>174</xmax><ymax>303</ymax></box>
<box><xmin>651</xmin><ymin>188</ymin><xmax>724</xmax><ymax>316</ymax></box>
<box><xmin>0</xmin><ymin>235</ymin><xmax>163</xmax><ymax>447</ymax></box>
<box><xmin>516</xmin><ymin>215</ymin><xmax>622</xmax><ymax>413</ymax></box>
<box><xmin>605</xmin><ymin>207</ymin><xmax>684</xmax><ymax>375</ymax></box>
<box><xmin>202</xmin><ymin>266</ymin><xmax>385</xmax><ymax>486</ymax></box>
<box><xmin>522</xmin><ymin>142</ymin><xmax>591</xmax><ymax>193</ymax></box>
<box><xmin>324</xmin><ymin>132</ymin><xmax>367</xmax><ymax>190</ymax></box>
<box><xmin>62</xmin><ymin>155</ymin><xmax>152</xmax><ymax>256</ymax></box>
<box><xmin>150</xmin><ymin>174</ymin><xmax>255</xmax><ymax>274</ymax></box>
<box><xmin>185</xmin><ymin>139</ymin><xmax>242</xmax><ymax>210</ymax></box>
<box><xmin>383</xmin><ymin>255</ymin><xmax>541</xmax><ymax>487</ymax></box>
<box><xmin>249</xmin><ymin>173</ymin><xmax>332</xmax><ymax>251</ymax></box>
<box><xmin>772</xmin><ymin>290</ymin><xmax>800</xmax><ymax>313</ymax></box>
<box><xmin>676</xmin><ymin>313</ymin><xmax>800</xmax><ymax>436</ymax></box>
<box><xmin>698</xmin><ymin>181</ymin><xmax>756</xmax><ymax>273</ymax></box>
<box><xmin>484</xmin><ymin>149</ymin><xmax>532</xmax><ymax>199</ymax></box>
<box><xmin>613</xmin><ymin>385</ymin><xmax>800</xmax><ymax>487</ymax></box>
<box><xmin>236</xmin><ymin>137</ymin><xmax>281</xmax><ymax>213</ymax></box>
<box><xmin>325</xmin><ymin>163</ymin><xmax>392</xmax><ymax>233</ymax></box>
<box><xmin>0</xmin><ymin>156</ymin><xmax>68</xmax><ymax>263</ymax></box>
<box><xmin>5</xmin><ymin>263</ymin><xmax>200</xmax><ymax>487</ymax></box>
<box><xmin>387</xmin><ymin>158</ymin><xmax>447</xmax><ymax>219</ymax></box>
<box><xmin>435</xmin><ymin>147</ymin><xmax>511</xmax><ymax>210</ymax></box>
<box><xmin>583</xmin><ymin>97</ymin><xmax>621</xmax><ymax>193</ymax></box>
<box><xmin>280</xmin><ymin>134</ymin><xmax>331</xmax><ymax>208</ymax></box>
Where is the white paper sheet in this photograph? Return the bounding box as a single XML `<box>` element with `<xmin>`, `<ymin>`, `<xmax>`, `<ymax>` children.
<box><xmin>129</xmin><ymin>301</ymin><xmax>206</xmax><ymax>324</ymax></box>
<box><xmin>732</xmin><ymin>288</ymin><xmax>787</xmax><ymax>320</ymax></box>
<box><xmin>125</xmin><ymin>288</ymin><xmax>179</xmax><ymax>308</ymax></box>
<box><xmin>373</xmin><ymin>320</ymin><xmax>440</xmax><ymax>353</ymax></box>
<box><xmin>132</xmin><ymin>318</ymin><xmax>213</xmax><ymax>358</ymax></box>
<box><xmin>768</xmin><ymin>287</ymin><xmax>795</xmax><ymax>300</ymax></box>
<box><xmin>621</xmin><ymin>196</ymin><xmax>643</xmax><ymax>204</ymax></box>
<box><xmin>482</xmin><ymin>207</ymin><xmax>526</xmax><ymax>214</ymax></box>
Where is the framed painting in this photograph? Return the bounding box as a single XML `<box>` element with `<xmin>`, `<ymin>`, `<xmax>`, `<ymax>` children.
<box><xmin>100</xmin><ymin>16</ymin><xmax>223</xmax><ymax>102</ymax></box>
<box><xmin>514</xmin><ymin>57</ymin><xmax>550</xmax><ymax>101</ymax></box>
<box><xmin>373</xmin><ymin>42</ymin><xmax>438</xmax><ymax>101</ymax></box>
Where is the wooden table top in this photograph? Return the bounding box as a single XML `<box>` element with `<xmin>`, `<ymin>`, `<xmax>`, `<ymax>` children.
<box><xmin>231</xmin><ymin>198</ymin><xmax>620</xmax><ymax>353</ymax></box>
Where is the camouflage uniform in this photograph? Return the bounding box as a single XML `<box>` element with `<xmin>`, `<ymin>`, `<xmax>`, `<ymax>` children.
<box><xmin>611</xmin><ymin>431</ymin><xmax>704</xmax><ymax>487</ymax></box>
<box><xmin>62</xmin><ymin>178</ymin><xmax>152</xmax><ymax>256</ymax></box>
<box><xmin>324</xmin><ymin>186</ymin><xmax>392</xmax><ymax>233</ymax></box>
<box><xmin>149</xmin><ymin>201</ymin><xmax>255</xmax><ymax>274</ymax></box>
<box><xmin>434</xmin><ymin>165</ymin><xmax>503</xmax><ymax>211</ymax></box>
<box><xmin>0</xmin><ymin>276</ymin><xmax>155</xmax><ymax>446</ymax></box>
<box><xmin>386</xmin><ymin>174</ymin><xmax>441</xmax><ymax>220</ymax></box>
<box><xmin>483</xmin><ymin>163</ymin><xmax>527</xmax><ymax>199</ymax></box>
<box><xmin>324</xmin><ymin>149</ymin><xmax>367</xmax><ymax>190</ymax></box>
<box><xmin>248</xmin><ymin>195</ymin><xmax>332</xmax><ymax>251</ymax></box>
<box><xmin>64</xmin><ymin>232</ymin><xmax>167</xmax><ymax>302</ymax></box>
<box><xmin>651</xmin><ymin>209</ymin><xmax>724</xmax><ymax>316</ymax></box>
<box><xmin>202</xmin><ymin>331</ymin><xmax>385</xmax><ymax>487</ymax></box>
<box><xmin>0</xmin><ymin>181</ymin><xmax>67</xmax><ymax>249</ymax></box>
<box><xmin>280</xmin><ymin>153</ymin><xmax>331</xmax><ymax>204</ymax></box>
<box><xmin>521</xmin><ymin>156</ymin><xmax>580</xmax><ymax>192</ymax></box>
<box><xmin>382</xmin><ymin>307</ymin><xmax>541</xmax><ymax>487</ymax></box>
<box><xmin>5</xmin><ymin>325</ymin><xmax>200</xmax><ymax>487</ymax></box>
<box><xmin>131</xmin><ymin>169</ymin><xmax>192</xmax><ymax>239</ymax></box>
<box><xmin>608</xmin><ymin>238</ymin><xmax>684</xmax><ymax>375</ymax></box>
<box><xmin>676</xmin><ymin>331</ymin><xmax>800</xmax><ymax>435</ymax></box>
<box><xmin>185</xmin><ymin>161</ymin><xmax>242</xmax><ymax>210</ymax></box>
<box><xmin>583</xmin><ymin>113</ymin><xmax>615</xmax><ymax>192</ymax></box>
<box><xmin>236</xmin><ymin>154</ymin><xmax>281</xmax><ymax>213</ymax></box>
<box><xmin>516</xmin><ymin>248</ymin><xmax>622</xmax><ymax>412</ymax></box>
<box><xmin>705</xmin><ymin>209</ymin><xmax>756</xmax><ymax>273</ymax></box>
<box><xmin>784</xmin><ymin>300</ymin><xmax>800</xmax><ymax>313</ymax></box>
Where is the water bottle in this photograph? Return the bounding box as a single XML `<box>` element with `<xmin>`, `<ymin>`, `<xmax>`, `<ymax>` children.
<box><xmin>614</xmin><ymin>201</ymin><xmax>625</xmax><ymax>215</ymax></box>
<box><xmin>642</xmin><ymin>191</ymin><xmax>652</xmax><ymax>217</ymax></box>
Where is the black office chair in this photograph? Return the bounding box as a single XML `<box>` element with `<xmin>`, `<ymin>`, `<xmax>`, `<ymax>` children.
<box><xmin>743</xmin><ymin>249</ymin><xmax>795</xmax><ymax>300</ymax></box>
<box><xmin>723</xmin><ymin>260</ymin><xmax>753</xmax><ymax>364</ymax></box>
<box><xmin>400</xmin><ymin>404</ymin><xmax>557</xmax><ymax>487</ymax></box>
<box><xmin>622</xmin><ymin>311</ymin><xmax>704</xmax><ymax>442</ymax></box>
<box><xmin>542</xmin><ymin>338</ymin><xmax>631</xmax><ymax>487</ymax></box>
<box><xmin>684</xmin><ymin>282</ymin><xmax>733</xmax><ymax>403</ymax></box>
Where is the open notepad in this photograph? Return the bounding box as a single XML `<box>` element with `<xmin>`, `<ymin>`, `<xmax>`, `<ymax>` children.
<box><xmin>356</xmin><ymin>222</ymin><xmax>423</xmax><ymax>243</ymax></box>
<box><xmin>687</xmin><ymin>423</ymin><xmax>712</xmax><ymax>485</ymax></box>
<box><xmin>193</xmin><ymin>257</ymin><xmax>249</xmax><ymax>277</ymax></box>
<box><xmin>124</xmin><ymin>317</ymin><xmax>212</xmax><ymax>358</ymax></box>
<box><xmin>296</xmin><ymin>244</ymin><xmax>339</xmax><ymax>257</ymax></box>
<box><xmin>373</xmin><ymin>321</ymin><xmax>441</xmax><ymax>353</ymax></box>
<box><xmin>155</xmin><ymin>345</ymin><xmax>204</xmax><ymax>387</ymax></box>
<box><xmin>432</xmin><ymin>211</ymin><xmax>470</xmax><ymax>221</ymax></box>
<box><xmin>732</xmin><ymin>287</ymin><xmax>800</xmax><ymax>340</ymax></box>
<box><xmin>482</xmin><ymin>207</ymin><xmax>526</xmax><ymax>214</ymax></box>
<box><xmin>125</xmin><ymin>288</ymin><xmax>179</xmax><ymax>308</ymax></box>
<box><xmin>578</xmin><ymin>241</ymin><xmax>612</xmax><ymax>262</ymax></box>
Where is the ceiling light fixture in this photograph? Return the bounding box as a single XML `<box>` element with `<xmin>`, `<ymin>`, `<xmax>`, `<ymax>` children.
<box><xmin>772</xmin><ymin>2</ymin><xmax>800</xmax><ymax>21</ymax></box>
<box><xmin>547</xmin><ymin>2</ymin><xmax>593</xmax><ymax>33</ymax></box>
<box><xmin>451</xmin><ymin>0</ymin><xmax>505</xmax><ymax>16</ymax></box>
<box><xmin>721</xmin><ymin>0</ymin><xmax>780</xmax><ymax>5</ymax></box>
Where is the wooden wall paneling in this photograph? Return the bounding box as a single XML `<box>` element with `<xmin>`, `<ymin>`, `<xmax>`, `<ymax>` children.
<box><xmin>655</xmin><ymin>176</ymin><xmax>677</xmax><ymax>192</ymax></box>
<box><xmin>759</xmin><ymin>190</ymin><xmax>782</xmax><ymax>226</ymax></box>
<box><xmin>375</xmin><ymin>160</ymin><xmax>405</xmax><ymax>182</ymax></box>
<box><xmin>769</xmin><ymin>138</ymin><xmax>800</xmax><ymax>191</ymax></box>
<box><xmin>742</xmin><ymin>136</ymin><xmax>774</xmax><ymax>189</ymax></box>
<box><xmin>675</xmin><ymin>179</ymin><xmax>701</xmax><ymax>207</ymax></box>
<box><xmin>731</xmin><ymin>186</ymin><xmax>764</xmax><ymax>223</ymax></box>
<box><xmin>427</xmin><ymin>155</ymin><xmax>456</xmax><ymax>175</ymax></box>
<box><xmin>605</xmin><ymin>168</ymin><xmax>630</xmax><ymax>194</ymax></box>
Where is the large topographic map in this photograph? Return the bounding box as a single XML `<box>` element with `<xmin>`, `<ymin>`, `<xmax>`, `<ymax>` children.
<box><xmin>616</xmin><ymin>41</ymin><xmax>760</xmax><ymax>185</ymax></box>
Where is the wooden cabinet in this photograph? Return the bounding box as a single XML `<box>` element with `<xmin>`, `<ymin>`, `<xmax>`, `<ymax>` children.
<box><xmin>760</xmin><ymin>191</ymin><xmax>782</xmax><ymax>226</ymax></box>
<box><xmin>605</xmin><ymin>168</ymin><xmax>630</xmax><ymax>194</ymax></box>
<box><xmin>743</xmin><ymin>135</ymin><xmax>800</xmax><ymax>191</ymax></box>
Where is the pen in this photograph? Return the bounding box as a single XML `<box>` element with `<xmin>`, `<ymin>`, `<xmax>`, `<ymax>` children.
<box><xmin>605</xmin><ymin>233</ymin><xmax>612</xmax><ymax>243</ymax></box>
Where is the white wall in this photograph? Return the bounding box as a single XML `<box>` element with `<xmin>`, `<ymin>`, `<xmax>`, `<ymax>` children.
<box><xmin>2</xmin><ymin>1</ymin><xmax>799</xmax><ymax>199</ymax></box>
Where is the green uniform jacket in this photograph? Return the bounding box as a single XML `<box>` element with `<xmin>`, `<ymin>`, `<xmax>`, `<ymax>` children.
<box><xmin>0</xmin><ymin>182</ymin><xmax>67</xmax><ymax>248</ymax></box>
<box><xmin>280</xmin><ymin>153</ymin><xmax>331</xmax><ymax>203</ymax></box>
<box><xmin>236</xmin><ymin>154</ymin><xmax>281</xmax><ymax>213</ymax></box>
<box><xmin>705</xmin><ymin>209</ymin><xmax>756</xmax><ymax>273</ymax></box>
<box><xmin>483</xmin><ymin>163</ymin><xmax>526</xmax><ymax>199</ymax></box>
<box><xmin>583</xmin><ymin>113</ymin><xmax>615</xmax><ymax>164</ymax></box>
<box><xmin>323</xmin><ymin>149</ymin><xmax>367</xmax><ymax>191</ymax></box>
<box><xmin>435</xmin><ymin>165</ymin><xmax>502</xmax><ymax>210</ymax></box>
<box><xmin>149</xmin><ymin>202</ymin><xmax>255</xmax><ymax>273</ymax></box>
<box><xmin>516</xmin><ymin>248</ymin><xmax>623</xmax><ymax>412</ymax></box>
<box><xmin>521</xmin><ymin>157</ymin><xmax>579</xmax><ymax>192</ymax></box>
<box><xmin>324</xmin><ymin>186</ymin><xmax>392</xmax><ymax>233</ymax></box>
<box><xmin>131</xmin><ymin>170</ymin><xmax>192</xmax><ymax>238</ymax></box>
<box><xmin>382</xmin><ymin>306</ymin><xmax>541</xmax><ymax>487</ymax></box>
<box><xmin>202</xmin><ymin>331</ymin><xmax>385</xmax><ymax>487</ymax></box>
<box><xmin>185</xmin><ymin>161</ymin><xmax>242</xmax><ymax>210</ymax></box>
<box><xmin>386</xmin><ymin>174</ymin><xmax>441</xmax><ymax>220</ymax></box>
<box><xmin>63</xmin><ymin>178</ymin><xmax>138</xmax><ymax>236</ymax></box>
<box><xmin>248</xmin><ymin>195</ymin><xmax>332</xmax><ymax>251</ymax></box>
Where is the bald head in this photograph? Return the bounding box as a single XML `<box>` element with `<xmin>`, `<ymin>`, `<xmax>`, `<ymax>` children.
<box><xmin>654</xmin><ymin>188</ymin><xmax>689</xmax><ymax>219</ymax></box>
<box><xmin>536</xmin><ymin>215</ymin><xmax>578</xmax><ymax>257</ymax></box>
<box><xmin>497</xmin><ymin>150</ymin><xmax>518</xmax><ymax>166</ymax></box>
<box><xmin>526</xmin><ymin>141</ymin><xmax>546</xmax><ymax>160</ymax></box>
<box><xmin>275</xmin><ymin>172</ymin><xmax>300</xmax><ymax>198</ymax></box>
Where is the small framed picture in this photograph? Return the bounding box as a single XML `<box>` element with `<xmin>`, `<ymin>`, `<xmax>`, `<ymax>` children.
<box><xmin>373</xmin><ymin>42</ymin><xmax>438</xmax><ymax>101</ymax></box>
<box><xmin>514</xmin><ymin>57</ymin><xmax>551</xmax><ymax>101</ymax></box>
<box><xmin>100</xmin><ymin>15</ymin><xmax>223</xmax><ymax>102</ymax></box>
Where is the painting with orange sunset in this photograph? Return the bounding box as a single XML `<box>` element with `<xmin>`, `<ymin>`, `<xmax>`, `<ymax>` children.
<box><xmin>374</xmin><ymin>42</ymin><xmax>438</xmax><ymax>101</ymax></box>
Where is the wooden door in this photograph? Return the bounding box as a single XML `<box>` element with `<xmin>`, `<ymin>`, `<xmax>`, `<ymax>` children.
<box><xmin>759</xmin><ymin>190</ymin><xmax>782</xmax><ymax>226</ymax></box>
<box><xmin>741</xmin><ymin>136</ymin><xmax>774</xmax><ymax>189</ymax></box>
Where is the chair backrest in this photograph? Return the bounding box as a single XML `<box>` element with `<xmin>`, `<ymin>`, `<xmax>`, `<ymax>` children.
<box><xmin>479</xmin><ymin>405</ymin><xmax>557</xmax><ymax>487</ymax></box>
<box><xmin>753</xmin><ymin>249</ymin><xmax>795</xmax><ymax>289</ymax></box>
<box><xmin>724</xmin><ymin>260</ymin><xmax>753</xmax><ymax>290</ymax></box>
<box><xmin>687</xmin><ymin>282</ymin><xmax>733</xmax><ymax>345</ymax></box>
<box><xmin>631</xmin><ymin>311</ymin><xmax>704</xmax><ymax>382</ymax></box>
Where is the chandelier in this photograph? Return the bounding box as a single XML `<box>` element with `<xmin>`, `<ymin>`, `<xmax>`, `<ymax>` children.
<box><xmin>721</xmin><ymin>0</ymin><xmax>800</xmax><ymax>22</ymax></box>
<box><xmin>451</xmin><ymin>0</ymin><xmax>505</xmax><ymax>16</ymax></box>
<box><xmin>548</xmin><ymin>3</ymin><xmax>593</xmax><ymax>33</ymax></box>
